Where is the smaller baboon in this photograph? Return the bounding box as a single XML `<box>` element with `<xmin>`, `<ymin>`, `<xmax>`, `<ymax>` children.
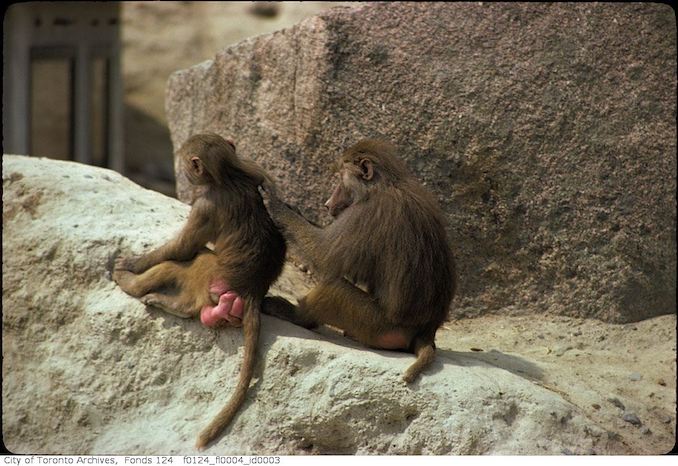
<box><xmin>260</xmin><ymin>139</ymin><xmax>456</xmax><ymax>383</ymax></box>
<box><xmin>113</xmin><ymin>133</ymin><xmax>286</xmax><ymax>449</ymax></box>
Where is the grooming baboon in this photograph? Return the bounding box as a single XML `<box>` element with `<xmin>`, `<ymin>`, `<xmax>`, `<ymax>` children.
<box><xmin>261</xmin><ymin>139</ymin><xmax>456</xmax><ymax>383</ymax></box>
<box><xmin>113</xmin><ymin>133</ymin><xmax>286</xmax><ymax>449</ymax></box>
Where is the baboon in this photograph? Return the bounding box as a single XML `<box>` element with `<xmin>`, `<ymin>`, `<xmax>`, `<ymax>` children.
<box><xmin>113</xmin><ymin>133</ymin><xmax>286</xmax><ymax>449</ymax></box>
<box><xmin>261</xmin><ymin>139</ymin><xmax>456</xmax><ymax>383</ymax></box>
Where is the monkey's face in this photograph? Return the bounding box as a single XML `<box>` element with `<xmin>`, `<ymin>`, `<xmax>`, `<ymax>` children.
<box><xmin>325</xmin><ymin>172</ymin><xmax>353</xmax><ymax>217</ymax></box>
<box><xmin>325</xmin><ymin>158</ymin><xmax>374</xmax><ymax>217</ymax></box>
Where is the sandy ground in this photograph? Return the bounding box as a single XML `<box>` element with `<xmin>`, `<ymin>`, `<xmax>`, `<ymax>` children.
<box><xmin>439</xmin><ymin>313</ymin><xmax>676</xmax><ymax>454</ymax></box>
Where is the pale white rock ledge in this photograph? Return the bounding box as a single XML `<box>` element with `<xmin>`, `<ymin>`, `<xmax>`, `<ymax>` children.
<box><xmin>2</xmin><ymin>155</ymin><xmax>664</xmax><ymax>455</ymax></box>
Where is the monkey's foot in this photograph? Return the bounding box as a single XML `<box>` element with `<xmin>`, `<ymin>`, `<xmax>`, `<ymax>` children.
<box><xmin>140</xmin><ymin>293</ymin><xmax>197</xmax><ymax>318</ymax></box>
<box><xmin>263</xmin><ymin>296</ymin><xmax>318</xmax><ymax>329</ymax></box>
<box><xmin>112</xmin><ymin>268</ymin><xmax>138</xmax><ymax>296</ymax></box>
<box><xmin>201</xmin><ymin>291</ymin><xmax>244</xmax><ymax>328</ymax></box>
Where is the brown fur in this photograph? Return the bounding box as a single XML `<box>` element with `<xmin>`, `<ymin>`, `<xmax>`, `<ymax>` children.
<box><xmin>113</xmin><ymin>133</ymin><xmax>286</xmax><ymax>449</ymax></box>
<box><xmin>261</xmin><ymin>139</ymin><xmax>456</xmax><ymax>382</ymax></box>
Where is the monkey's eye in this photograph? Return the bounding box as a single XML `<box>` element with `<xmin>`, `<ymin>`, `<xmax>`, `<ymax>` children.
<box><xmin>191</xmin><ymin>157</ymin><xmax>201</xmax><ymax>170</ymax></box>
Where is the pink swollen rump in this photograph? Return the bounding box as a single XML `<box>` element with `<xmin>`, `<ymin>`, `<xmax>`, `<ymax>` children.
<box><xmin>374</xmin><ymin>330</ymin><xmax>410</xmax><ymax>350</ymax></box>
<box><xmin>200</xmin><ymin>291</ymin><xmax>244</xmax><ymax>327</ymax></box>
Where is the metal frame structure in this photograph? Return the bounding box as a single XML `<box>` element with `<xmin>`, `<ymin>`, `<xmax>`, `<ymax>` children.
<box><xmin>3</xmin><ymin>2</ymin><xmax>123</xmax><ymax>172</ymax></box>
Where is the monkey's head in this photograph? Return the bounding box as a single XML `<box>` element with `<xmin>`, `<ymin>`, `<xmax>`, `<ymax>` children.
<box><xmin>179</xmin><ymin>133</ymin><xmax>265</xmax><ymax>188</ymax></box>
<box><xmin>325</xmin><ymin>139</ymin><xmax>408</xmax><ymax>217</ymax></box>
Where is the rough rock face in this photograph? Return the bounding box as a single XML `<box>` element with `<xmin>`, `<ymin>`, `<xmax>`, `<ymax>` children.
<box><xmin>2</xmin><ymin>155</ymin><xmax>647</xmax><ymax>454</ymax></box>
<box><xmin>166</xmin><ymin>2</ymin><xmax>677</xmax><ymax>323</ymax></box>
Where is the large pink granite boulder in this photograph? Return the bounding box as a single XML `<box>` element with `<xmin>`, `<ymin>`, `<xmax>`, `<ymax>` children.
<box><xmin>166</xmin><ymin>3</ymin><xmax>676</xmax><ymax>323</ymax></box>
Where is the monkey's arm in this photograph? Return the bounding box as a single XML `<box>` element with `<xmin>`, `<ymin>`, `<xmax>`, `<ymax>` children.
<box><xmin>259</xmin><ymin>185</ymin><xmax>326</xmax><ymax>270</ymax></box>
<box><xmin>121</xmin><ymin>199</ymin><xmax>214</xmax><ymax>273</ymax></box>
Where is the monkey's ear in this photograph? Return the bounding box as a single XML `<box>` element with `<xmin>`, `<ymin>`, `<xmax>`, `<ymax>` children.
<box><xmin>190</xmin><ymin>156</ymin><xmax>204</xmax><ymax>176</ymax></box>
<box><xmin>358</xmin><ymin>158</ymin><xmax>374</xmax><ymax>181</ymax></box>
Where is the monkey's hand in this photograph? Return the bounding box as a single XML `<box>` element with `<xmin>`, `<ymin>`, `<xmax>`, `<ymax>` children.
<box><xmin>259</xmin><ymin>177</ymin><xmax>280</xmax><ymax>199</ymax></box>
<box><xmin>114</xmin><ymin>255</ymin><xmax>146</xmax><ymax>274</ymax></box>
<box><xmin>258</xmin><ymin>184</ymin><xmax>288</xmax><ymax>225</ymax></box>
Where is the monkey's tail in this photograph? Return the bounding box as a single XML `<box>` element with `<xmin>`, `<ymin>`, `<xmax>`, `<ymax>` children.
<box><xmin>195</xmin><ymin>297</ymin><xmax>260</xmax><ymax>450</ymax></box>
<box><xmin>402</xmin><ymin>335</ymin><xmax>436</xmax><ymax>383</ymax></box>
